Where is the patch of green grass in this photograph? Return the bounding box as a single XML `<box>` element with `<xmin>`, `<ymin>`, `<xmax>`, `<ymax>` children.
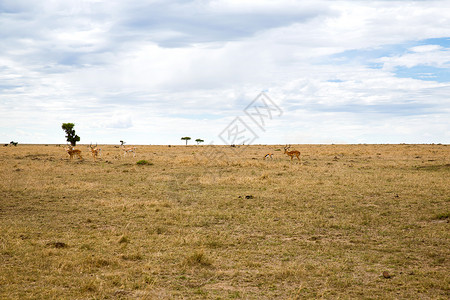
<box><xmin>136</xmin><ymin>159</ymin><xmax>153</xmax><ymax>165</ymax></box>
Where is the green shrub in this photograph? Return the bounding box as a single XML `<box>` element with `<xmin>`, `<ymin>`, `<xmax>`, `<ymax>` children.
<box><xmin>136</xmin><ymin>160</ymin><xmax>153</xmax><ymax>166</ymax></box>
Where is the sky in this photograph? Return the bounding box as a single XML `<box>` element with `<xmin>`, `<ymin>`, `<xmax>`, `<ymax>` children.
<box><xmin>1</xmin><ymin>0</ymin><xmax>449</xmax><ymax>145</ymax></box>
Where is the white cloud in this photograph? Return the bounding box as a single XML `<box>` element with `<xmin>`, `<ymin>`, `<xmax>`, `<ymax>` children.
<box><xmin>379</xmin><ymin>45</ymin><xmax>450</xmax><ymax>70</ymax></box>
<box><xmin>0</xmin><ymin>0</ymin><xmax>449</xmax><ymax>144</ymax></box>
<box><xmin>100</xmin><ymin>112</ymin><xmax>133</xmax><ymax>129</ymax></box>
<box><xmin>410</xmin><ymin>45</ymin><xmax>443</xmax><ymax>53</ymax></box>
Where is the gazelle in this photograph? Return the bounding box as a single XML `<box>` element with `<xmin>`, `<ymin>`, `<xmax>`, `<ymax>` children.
<box><xmin>263</xmin><ymin>153</ymin><xmax>274</xmax><ymax>160</ymax></box>
<box><xmin>284</xmin><ymin>145</ymin><xmax>301</xmax><ymax>161</ymax></box>
<box><xmin>66</xmin><ymin>145</ymin><xmax>83</xmax><ymax>160</ymax></box>
<box><xmin>88</xmin><ymin>143</ymin><xmax>101</xmax><ymax>161</ymax></box>
<box><xmin>120</xmin><ymin>140</ymin><xmax>136</xmax><ymax>157</ymax></box>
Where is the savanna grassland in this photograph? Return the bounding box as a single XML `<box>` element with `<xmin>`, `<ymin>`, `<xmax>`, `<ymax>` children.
<box><xmin>0</xmin><ymin>144</ymin><xmax>449</xmax><ymax>299</ymax></box>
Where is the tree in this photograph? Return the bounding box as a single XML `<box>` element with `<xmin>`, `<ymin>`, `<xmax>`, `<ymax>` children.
<box><xmin>181</xmin><ymin>137</ymin><xmax>191</xmax><ymax>146</ymax></box>
<box><xmin>62</xmin><ymin>123</ymin><xmax>80</xmax><ymax>146</ymax></box>
<box><xmin>195</xmin><ymin>138</ymin><xmax>204</xmax><ymax>145</ymax></box>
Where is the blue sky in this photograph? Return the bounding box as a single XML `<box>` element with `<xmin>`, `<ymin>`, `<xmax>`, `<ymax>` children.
<box><xmin>0</xmin><ymin>0</ymin><xmax>449</xmax><ymax>145</ymax></box>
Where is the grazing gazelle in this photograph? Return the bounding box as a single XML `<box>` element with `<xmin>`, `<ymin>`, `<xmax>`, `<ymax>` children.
<box><xmin>263</xmin><ymin>153</ymin><xmax>274</xmax><ymax>160</ymax></box>
<box><xmin>284</xmin><ymin>145</ymin><xmax>301</xmax><ymax>161</ymax></box>
<box><xmin>65</xmin><ymin>145</ymin><xmax>83</xmax><ymax>160</ymax></box>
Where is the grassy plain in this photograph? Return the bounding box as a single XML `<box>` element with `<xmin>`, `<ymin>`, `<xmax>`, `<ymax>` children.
<box><xmin>0</xmin><ymin>144</ymin><xmax>449</xmax><ymax>299</ymax></box>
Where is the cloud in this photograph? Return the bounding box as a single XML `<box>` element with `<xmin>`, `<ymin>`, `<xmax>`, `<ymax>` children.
<box><xmin>379</xmin><ymin>44</ymin><xmax>450</xmax><ymax>70</ymax></box>
<box><xmin>410</xmin><ymin>45</ymin><xmax>443</xmax><ymax>53</ymax></box>
<box><xmin>116</xmin><ymin>0</ymin><xmax>334</xmax><ymax>47</ymax></box>
<box><xmin>0</xmin><ymin>1</ymin><xmax>449</xmax><ymax>144</ymax></box>
<box><xmin>100</xmin><ymin>112</ymin><xmax>133</xmax><ymax>129</ymax></box>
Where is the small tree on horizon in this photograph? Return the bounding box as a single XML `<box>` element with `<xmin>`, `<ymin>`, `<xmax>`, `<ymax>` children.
<box><xmin>195</xmin><ymin>138</ymin><xmax>204</xmax><ymax>145</ymax></box>
<box><xmin>181</xmin><ymin>137</ymin><xmax>191</xmax><ymax>146</ymax></box>
<box><xmin>62</xmin><ymin>123</ymin><xmax>80</xmax><ymax>146</ymax></box>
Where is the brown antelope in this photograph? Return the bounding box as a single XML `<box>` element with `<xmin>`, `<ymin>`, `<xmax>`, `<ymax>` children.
<box><xmin>88</xmin><ymin>143</ymin><xmax>101</xmax><ymax>161</ymax></box>
<box><xmin>284</xmin><ymin>145</ymin><xmax>300</xmax><ymax>161</ymax></box>
<box><xmin>263</xmin><ymin>153</ymin><xmax>273</xmax><ymax>160</ymax></box>
<box><xmin>66</xmin><ymin>145</ymin><xmax>83</xmax><ymax>160</ymax></box>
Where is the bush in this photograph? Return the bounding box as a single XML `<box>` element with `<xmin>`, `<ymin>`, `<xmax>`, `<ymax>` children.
<box><xmin>136</xmin><ymin>160</ymin><xmax>153</xmax><ymax>166</ymax></box>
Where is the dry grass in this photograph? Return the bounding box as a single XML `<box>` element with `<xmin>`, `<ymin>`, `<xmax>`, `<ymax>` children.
<box><xmin>0</xmin><ymin>143</ymin><xmax>449</xmax><ymax>299</ymax></box>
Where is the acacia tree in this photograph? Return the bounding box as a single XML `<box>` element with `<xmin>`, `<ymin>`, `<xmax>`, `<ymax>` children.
<box><xmin>62</xmin><ymin>123</ymin><xmax>80</xmax><ymax>146</ymax></box>
<box><xmin>195</xmin><ymin>138</ymin><xmax>204</xmax><ymax>145</ymax></box>
<box><xmin>181</xmin><ymin>137</ymin><xmax>191</xmax><ymax>146</ymax></box>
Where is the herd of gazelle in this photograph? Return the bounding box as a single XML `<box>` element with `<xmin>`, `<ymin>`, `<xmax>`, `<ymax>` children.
<box><xmin>66</xmin><ymin>143</ymin><xmax>300</xmax><ymax>162</ymax></box>
<box><xmin>65</xmin><ymin>141</ymin><xmax>135</xmax><ymax>161</ymax></box>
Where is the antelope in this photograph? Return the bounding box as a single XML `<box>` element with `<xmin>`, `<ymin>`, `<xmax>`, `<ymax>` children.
<box><xmin>284</xmin><ymin>145</ymin><xmax>301</xmax><ymax>161</ymax></box>
<box><xmin>65</xmin><ymin>145</ymin><xmax>83</xmax><ymax>160</ymax></box>
<box><xmin>88</xmin><ymin>143</ymin><xmax>101</xmax><ymax>161</ymax></box>
<box><xmin>120</xmin><ymin>140</ymin><xmax>136</xmax><ymax>157</ymax></box>
<box><xmin>263</xmin><ymin>153</ymin><xmax>273</xmax><ymax>160</ymax></box>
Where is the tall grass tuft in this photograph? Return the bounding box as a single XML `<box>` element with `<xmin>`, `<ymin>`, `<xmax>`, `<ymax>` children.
<box><xmin>183</xmin><ymin>250</ymin><xmax>213</xmax><ymax>267</ymax></box>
